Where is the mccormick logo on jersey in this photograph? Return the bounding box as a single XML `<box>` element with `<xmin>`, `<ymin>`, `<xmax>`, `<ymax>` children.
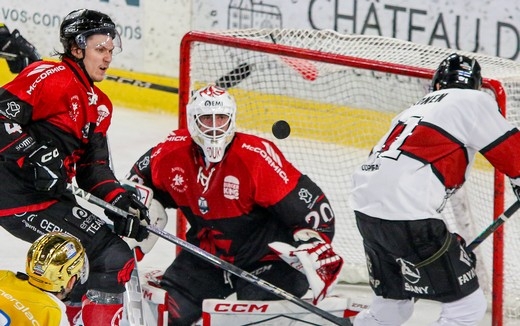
<box><xmin>241</xmin><ymin>141</ymin><xmax>289</xmax><ymax>184</ymax></box>
<box><xmin>26</xmin><ymin>64</ymin><xmax>65</xmax><ymax>95</ymax></box>
<box><xmin>223</xmin><ymin>175</ymin><xmax>239</xmax><ymax>200</ymax></box>
<box><xmin>166</xmin><ymin>131</ymin><xmax>188</xmax><ymax>142</ymax></box>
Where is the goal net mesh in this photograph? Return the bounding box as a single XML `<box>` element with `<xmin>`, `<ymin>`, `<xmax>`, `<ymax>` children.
<box><xmin>178</xmin><ymin>28</ymin><xmax>520</xmax><ymax>323</ymax></box>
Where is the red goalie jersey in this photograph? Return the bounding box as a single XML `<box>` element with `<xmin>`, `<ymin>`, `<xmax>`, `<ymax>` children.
<box><xmin>127</xmin><ymin>129</ymin><xmax>336</xmax><ymax>266</ymax></box>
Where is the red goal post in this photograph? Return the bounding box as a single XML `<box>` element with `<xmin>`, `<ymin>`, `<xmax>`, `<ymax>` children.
<box><xmin>177</xmin><ymin>28</ymin><xmax>520</xmax><ymax>324</ymax></box>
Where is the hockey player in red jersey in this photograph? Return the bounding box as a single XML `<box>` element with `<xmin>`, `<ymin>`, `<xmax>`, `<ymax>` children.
<box><xmin>125</xmin><ymin>84</ymin><xmax>344</xmax><ymax>325</ymax></box>
<box><xmin>351</xmin><ymin>53</ymin><xmax>520</xmax><ymax>325</ymax></box>
<box><xmin>0</xmin><ymin>9</ymin><xmax>149</xmax><ymax>325</ymax></box>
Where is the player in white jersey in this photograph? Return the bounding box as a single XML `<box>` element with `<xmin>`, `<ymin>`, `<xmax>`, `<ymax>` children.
<box><xmin>350</xmin><ymin>53</ymin><xmax>520</xmax><ymax>325</ymax></box>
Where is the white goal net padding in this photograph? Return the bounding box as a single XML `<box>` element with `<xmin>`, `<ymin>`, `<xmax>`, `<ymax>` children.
<box><xmin>177</xmin><ymin>28</ymin><xmax>520</xmax><ymax>324</ymax></box>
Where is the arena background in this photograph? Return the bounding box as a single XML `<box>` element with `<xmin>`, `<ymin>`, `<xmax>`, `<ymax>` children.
<box><xmin>1</xmin><ymin>0</ymin><xmax>519</xmax><ymax>113</ymax></box>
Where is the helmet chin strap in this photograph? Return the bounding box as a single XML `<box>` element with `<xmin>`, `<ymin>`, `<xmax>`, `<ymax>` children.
<box><xmin>74</xmin><ymin>50</ymin><xmax>94</xmax><ymax>85</ymax></box>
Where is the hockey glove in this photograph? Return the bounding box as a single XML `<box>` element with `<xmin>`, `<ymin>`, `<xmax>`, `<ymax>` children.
<box><xmin>0</xmin><ymin>25</ymin><xmax>41</xmax><ymax>74</ymax></box>
<box><xmin>269</xmin><ymin>229</ymin><xmax>344</xmax><ymax>305</ymax></box>
<box><xmin>106</xmin><ymin>191</ymin><xmax>150</xmax><ymax>241</ymax></box>
<box><xmin>27</xmin><ymin>143</ymin><xmax>67</xmax><ymax>196</ymax></box>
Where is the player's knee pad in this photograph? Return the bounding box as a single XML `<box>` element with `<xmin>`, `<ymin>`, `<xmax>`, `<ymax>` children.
<box><xmin>354</xmin><ymin>296</ymin><xmax>414</xmax><ymax>326</ymax></box>
<box><xmin>433</xmin><ymin>288</ymin><xmax>487</xmax><ymax>326</ymax></box>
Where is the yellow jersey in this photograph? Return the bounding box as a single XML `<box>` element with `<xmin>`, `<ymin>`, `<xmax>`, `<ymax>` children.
<box><xmin>0</xmin><ymin>270</ymin><xmax>69</xmax><ymax>326</ymax></box>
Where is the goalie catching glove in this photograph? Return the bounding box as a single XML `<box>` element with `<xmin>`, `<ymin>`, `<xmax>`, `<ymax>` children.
<box><xmin>106</xmin><ymin>190</ymin><xmax>150</xmax><ymax>241</ymax></box>
<box><xmin>269</xmin><ymin>229</ymin><xmax>344</xmax><ymax>305</ymax></box>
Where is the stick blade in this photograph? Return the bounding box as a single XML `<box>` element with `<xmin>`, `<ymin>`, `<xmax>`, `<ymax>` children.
<box><xmin>215</xmin><ymin>63</ymin><xmax>252</xmax><ymax>89</ymax></box>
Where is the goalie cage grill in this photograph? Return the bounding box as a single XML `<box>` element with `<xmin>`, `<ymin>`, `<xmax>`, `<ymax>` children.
<box><xmin>177</xmin><ymin>28</ymin><xmax>520</xmax><ymax>325</ymax></box>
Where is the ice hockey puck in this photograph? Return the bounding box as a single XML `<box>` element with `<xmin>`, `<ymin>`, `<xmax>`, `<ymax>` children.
<box><xmin>272</xmin><ymin>120</ymin><xmax>291</xmax><ymax>139</ymax></box>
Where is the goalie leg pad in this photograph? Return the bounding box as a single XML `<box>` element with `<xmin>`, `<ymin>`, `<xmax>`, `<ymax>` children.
<box><xmin>142</xmin><ymin>281</ymin><xmax>169</xmax><ymax>326</ymax></box>
<box><xmin>202</xmin><ymin>297</ymin><xmax>348</xmax><ymax>325</ymax></box>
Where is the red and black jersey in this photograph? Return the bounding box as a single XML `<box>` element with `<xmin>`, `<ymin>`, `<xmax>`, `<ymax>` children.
<box><xmin>0</xmin><ymin>58</ymin><xmax>125</xmax><ymax>216</ymax></box>
<box><xmin>351</xmin><ymin>88</ymin><xmax>520</xmax><ymax>221</ymax></box>
<box><xmin>127</xmin><ymin>130</ymin><xmax>335</xmax><ymax>267</ymax></box>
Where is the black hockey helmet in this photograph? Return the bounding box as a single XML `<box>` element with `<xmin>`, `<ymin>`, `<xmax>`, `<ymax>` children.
<box><xmin>60</xmin><ymin>9</ymin><xmax>121</xmax><ymax>55</ymax></box>
<box><xmin>431</xmin><ymin>53</ymin><xmax>482</xmax><ymax>90</ymax></box>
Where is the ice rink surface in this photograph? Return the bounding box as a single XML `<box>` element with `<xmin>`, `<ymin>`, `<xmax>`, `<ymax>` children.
<box><xmin>0</xmin><ymin>107</ymin><xmax>494</xmax><ymax>325</ymax></box>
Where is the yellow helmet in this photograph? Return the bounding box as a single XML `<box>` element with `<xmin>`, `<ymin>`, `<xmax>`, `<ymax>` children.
<box><xmin>26</xmin><ymin>232</ymin><xmax>89</xmax><ymax>293</ymax></box>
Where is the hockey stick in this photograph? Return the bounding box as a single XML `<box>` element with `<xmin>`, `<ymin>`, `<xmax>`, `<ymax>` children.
<box><xmin>105</xmin><ymin>74</ymin><xmax>179</xmax><ymax>93</ymax></box>
<box><xmin>467</xmin><ymin>200</ymin><xmax>520</xmax><ymax>251</ymax></box>
<box><xmin>2</xmin><ymin>51</ymin><xmax>252</xmax><ymax>93</ymax></box>
<box><xmin>67</xmin><ymin>184</ymin><xmax>352</xmax><ymax>326</ymax></box>
<box><xmin>105</xmin><ymin>62</ymin><xmax>252</xmax><ymax>93</ymax></box>
<box><xmin>268</xmin><ymin>33</ymin><xmax>318</xmax><ymax>81</ymax></box>
<box><xmin>66</xmin><ymin>184</ymin><xmax>145</xmax><ymax>326</ymax></box>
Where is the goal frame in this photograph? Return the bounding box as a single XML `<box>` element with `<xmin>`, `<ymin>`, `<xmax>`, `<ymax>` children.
<box><xmin>177</xmin><ymin>29</ymin><xmax>508</xmax><ymax>324</ymax></box>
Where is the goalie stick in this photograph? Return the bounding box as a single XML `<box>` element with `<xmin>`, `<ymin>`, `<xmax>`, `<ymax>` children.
<box><xmin>105</xmin><ymin>62</ymin><xmax>252</xmax><ymax>93</ymax></box>
<box><xmin>66</xmin><ymin>183</ymin><xmax>352</xmax><ymax>326</ymax></box>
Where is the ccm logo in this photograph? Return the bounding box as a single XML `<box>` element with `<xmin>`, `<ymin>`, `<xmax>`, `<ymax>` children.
<box><xmin>213</xmin><ymin>303</ymin><xmax>269</xmax><ymax>313</ymax></box>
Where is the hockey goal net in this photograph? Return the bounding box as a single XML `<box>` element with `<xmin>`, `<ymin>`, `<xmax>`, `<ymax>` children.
<box><xmin>177</xmin><ymin>28</ymin><xmax>520</xmax><ymax>325</ymax></box>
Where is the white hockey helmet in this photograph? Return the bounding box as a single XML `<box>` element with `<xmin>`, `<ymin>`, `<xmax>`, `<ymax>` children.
<box><xmin>187</xmin><ymin>85</ymin><xmax>237</xmax><ymax>163</ymax></box>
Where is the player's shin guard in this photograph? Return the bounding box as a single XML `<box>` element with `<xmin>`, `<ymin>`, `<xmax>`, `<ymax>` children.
<box><xmin>81</xmin><ymin>290</ymin><xmax>124</xmax><ymax>326</ymax></box>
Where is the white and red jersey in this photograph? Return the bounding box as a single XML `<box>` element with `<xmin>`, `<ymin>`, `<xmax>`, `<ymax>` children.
<box><xmin>127</xmin><ymin>130</ymin><xmax>335</xmax><ymax>267</ymax></box>
<box><xmin>351</xmin><ymin>88</ymin><xmax>520</xmax><ymax>221</ymax></box>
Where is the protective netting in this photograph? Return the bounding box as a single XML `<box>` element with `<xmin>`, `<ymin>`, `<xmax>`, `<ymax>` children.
<box><xmin>179</xmin><ymin>28</ymin><xmax>520</xmax><ymax>323</ymax></box>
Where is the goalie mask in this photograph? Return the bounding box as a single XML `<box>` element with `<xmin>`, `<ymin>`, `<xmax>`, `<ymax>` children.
<box><xmin>26</xmin><ymin>232</ymin><xmax>89</xmax><ymax>293</ymax></box>
<box><xmin>187</xmin><ymin>85</ymin><xmax>237</xmax><ymax>163</ymax></box>
<box><xmin>60</xmin><ymin>8</ymin><xmax>122</xmax><ymax>56</ymax></box>
<box><xmin>432</xmin><ymin>53</ymin><xmax>482</xmax><ymax>90</ymax></box>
